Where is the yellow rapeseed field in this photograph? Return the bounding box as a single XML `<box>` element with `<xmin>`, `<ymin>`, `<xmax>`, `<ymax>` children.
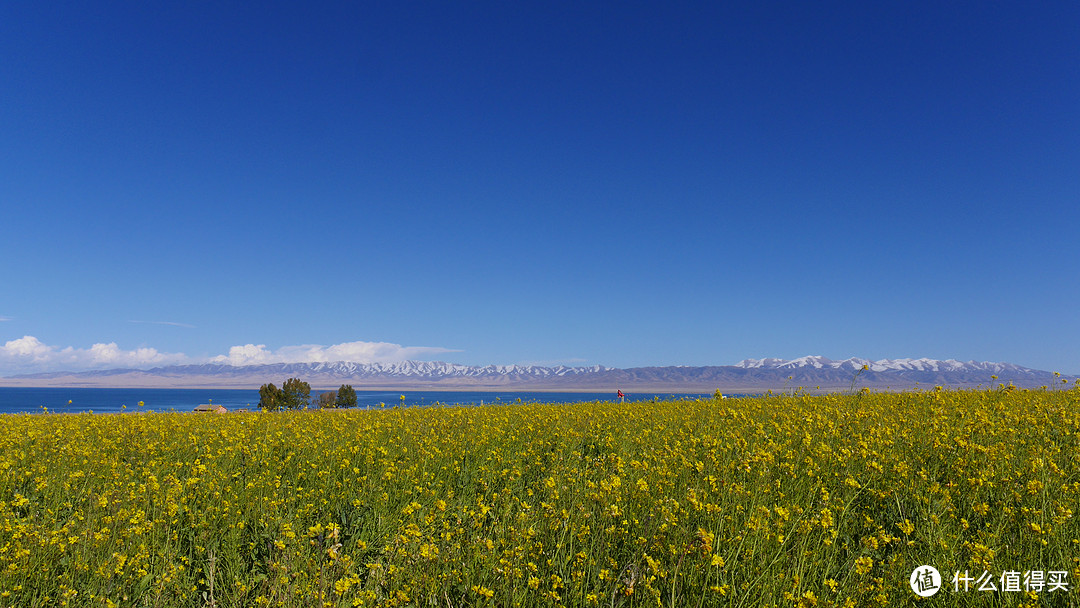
<box><xmin>1</xmin><ymin>387</ymin><xmax>1078</xmax><ymax>607</ymax></box>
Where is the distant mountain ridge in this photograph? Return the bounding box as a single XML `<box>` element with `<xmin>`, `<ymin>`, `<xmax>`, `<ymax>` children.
<box><xmin>3</xmin><ymin>356</ymin><xmax>1073</xmax><ymax>391</ymax></box>
<box><xmin>734</xmin><ymin>355</ymin><xmax>1035</xmax><ymax>374</ymax></box>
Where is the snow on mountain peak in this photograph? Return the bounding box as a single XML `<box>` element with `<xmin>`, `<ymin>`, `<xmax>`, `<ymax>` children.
<box><xmin>734</xmin><ymin>357</ymin><xmax>787</xmax><ymax>369</ymax></box>
<box><xmin>732</xmin><ymin>356</ymin><xmax>1033</xmax><ymax>374</ymax></box>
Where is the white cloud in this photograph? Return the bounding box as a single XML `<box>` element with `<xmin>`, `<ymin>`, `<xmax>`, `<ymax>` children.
<box><xmin>210</xmin><ymin>340</ymin><xmax>458</xmax><ymax>366</ymax></box>
<box><xmin>0</xmin><ymin>335</ymin><xmax>188</xmax><ymax>375</ymax></box>
<box><xmin>0</xmin><ymin>336</ymin><xmax>458</xmax><ymax>376</ymax></box>
<box><xmin>214</xmin><ymin>343</ymin><xmax>274</xmax><ymax>365</ymax></box>
<box><xmin>2</xmin><ymin>336</ymin><xmax>52</xmax><ymax>360</ymax></box>
<box><xmin>0</xmin><ymin>316</ymin><xmax>11</xmax><ymax>322</ymax></box>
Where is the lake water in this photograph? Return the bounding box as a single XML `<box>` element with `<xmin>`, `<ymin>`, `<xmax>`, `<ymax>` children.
<box><xmin>0</xmin><ymin>387</ymin><xmax>714</xmax><ymax>415</ymax></box>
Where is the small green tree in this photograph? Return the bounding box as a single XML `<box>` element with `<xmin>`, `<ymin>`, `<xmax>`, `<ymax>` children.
<box><xmin>336</xmin><ymin>384</ymin><xmax>357</xmax><ymax>409</ymax></box>
<box><xmin>281</xmin><ymin>377</ymin><xmax>311</xmax><ymax>410</ymax></box>
<box><xmin>317</xmin><ymin>390</ymin><xmax>338</xmax><ymax>409</ymax></box>
<box><xmin>258</xmin><ymin>383</ymin><xmax>284</xmax><ymax>411</ymax></box>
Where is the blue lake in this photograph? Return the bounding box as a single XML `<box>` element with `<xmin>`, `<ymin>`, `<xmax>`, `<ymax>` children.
<box><xmin>0</xmin><ymin>387</ymin><xmax>714</xmax><ymax>415</ymax></box>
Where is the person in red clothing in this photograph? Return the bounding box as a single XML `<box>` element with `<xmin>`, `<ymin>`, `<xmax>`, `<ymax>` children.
<box><xmin>617</xmin><ymin>389</ymin><xmax>625</xmax><ymax>401</ymax></box>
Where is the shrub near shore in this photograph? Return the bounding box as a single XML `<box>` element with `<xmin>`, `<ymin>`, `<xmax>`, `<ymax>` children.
<box><xmin>1</xmin><ymin>388</ymin><xmax>1079</xmax><ymax>606</ymax></box>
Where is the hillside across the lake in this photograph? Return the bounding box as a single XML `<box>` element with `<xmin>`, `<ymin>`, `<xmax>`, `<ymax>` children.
<box><xmin>2</xmin><ymin>356</ymin><xmax>1073</xmax><ymax>391</ymax></box>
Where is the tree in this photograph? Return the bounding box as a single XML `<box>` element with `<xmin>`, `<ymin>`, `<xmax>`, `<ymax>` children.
<box><xmin>281</xmin><ymin>377</ymin><xmax>311</xmax><ymax>410</ymax></box>
<box><xmin>335</xmin><ymin>384</ymin><xmax>357</xmax><ymax>409</ymax></box>
<box><xmin>317</xmin><ymin>390</ymin><xmax>338</xmax><ymax>409</ymax></box>
<box><xmin>258</xmin><ymin>383</ymin><xmax>284</xmax><ymax>411</ymax></box>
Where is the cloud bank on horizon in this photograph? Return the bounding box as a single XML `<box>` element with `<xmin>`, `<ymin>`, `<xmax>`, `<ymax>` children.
<box><xmin>208</xmin><ymin>342</ymin><xmax>459</xmax><ymax>366</ymax></box>
<box><xmin>0</xmin><ymin>336</ymin><xmax>458</xmax><ymax>376</ymax></box>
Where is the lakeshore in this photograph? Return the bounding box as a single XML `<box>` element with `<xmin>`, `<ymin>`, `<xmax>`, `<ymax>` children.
<box><xmin>0</xmin><ymin>386</ymin><xmax>714</xmax><ymax>415</ymax></box>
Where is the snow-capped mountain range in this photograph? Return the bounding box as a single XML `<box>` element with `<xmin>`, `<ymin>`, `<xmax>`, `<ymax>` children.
<box><xmin>734</xmin><ymin>356</ymin><xmax>1034</xmax><ymax>374</ymax></box>
<box><xmin>3</xmin><ymin>356</ymin><xmax>1072</xmax><ymax>391</ymax></box>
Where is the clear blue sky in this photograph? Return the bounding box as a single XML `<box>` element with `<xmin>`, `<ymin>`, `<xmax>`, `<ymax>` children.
<box><xmin>2</xmin><ymin>2</ymin><xmax>1078</xmax><ymax>375</ymax></box>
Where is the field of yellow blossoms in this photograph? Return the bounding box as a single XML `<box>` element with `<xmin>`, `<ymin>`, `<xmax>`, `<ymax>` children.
<box><xmin>1</xmin><ymin>386</ymin><xmax>1079</xmax><ymax>607</ymax></box>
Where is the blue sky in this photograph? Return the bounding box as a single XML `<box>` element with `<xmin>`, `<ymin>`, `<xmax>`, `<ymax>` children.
<box><xmin>2</xmin><ymin>2</ymin><xmax>1078</xmax><ymax>375</ymax></box>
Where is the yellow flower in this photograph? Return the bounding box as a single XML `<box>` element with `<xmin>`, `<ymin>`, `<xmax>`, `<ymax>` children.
<box><xmin>472</xmin><ymin>585</ymin><xmax>494</xmax><ymax>598</ymax></box>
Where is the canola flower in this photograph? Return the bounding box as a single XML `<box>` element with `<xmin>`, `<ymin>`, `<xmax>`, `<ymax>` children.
<box><xmin>0</xmin><ymin>387</ymin><xmax>1077</xmax><ymax>606</ymax></box>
